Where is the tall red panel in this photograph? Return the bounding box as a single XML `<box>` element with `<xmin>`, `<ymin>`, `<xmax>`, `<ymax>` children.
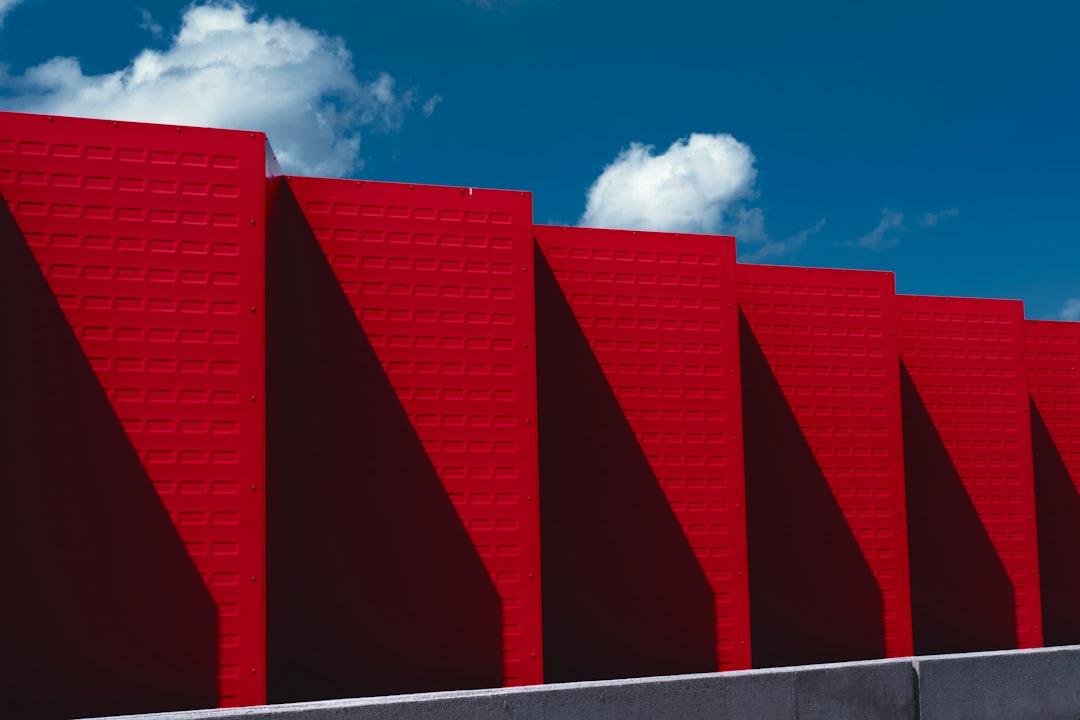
<box><xmin>0</xmin><ymin>112</ymin><xmax>266</xmax><ymax>710</ymax></box>
<box><xmin>896</xmin><ymin>295</ymin><xmax>1041</xmax><ymax>652</ymax></box>
<box><xmin>534</xmin><ymin>225</ymin><xmax>750</xmax><ymax>679</ymax></box>
<box><xmin>279</xmin><ymin>177</ymin><xmax>541</xmax><ymax>689</ymax></box>
<box><xmin>1025</xmin><ymin>320</ymin><xmax>1080</xmax><ymax>645</ymax></box>
<box><xmin>736</xmin><ymin>265</ymin><xmax>912</xmax><ymax>666</ymax></box>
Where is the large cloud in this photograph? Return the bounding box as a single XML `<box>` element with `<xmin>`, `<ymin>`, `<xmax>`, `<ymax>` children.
<box><xmin>0</xmin><ymin>2</ymin><xmax>414</xmax><ymax>177</ymax></box>
<box><xmin>580</xmin><ymin>133</ymin><xmax>758</xmax><ymax>235</ymax></box>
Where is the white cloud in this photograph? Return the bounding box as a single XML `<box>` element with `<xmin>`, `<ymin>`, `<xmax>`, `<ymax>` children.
<box><xmin>580</xmin><ymin>133</ymin><xmax>759</xmax><ymax>235</ymax></box>
<box><xmin>0</xmin><ymin>2</ymin><xmax>418</xmax><ymax>177</ymax></box>
<box><xmin>740</xmin><ymin>218</ymin><xmax>826</xmax><ymax>263</ymax></box>
<box><xmin>849</xmin><ymin>208</ymin><xmax>905</xmax><ymax>249</ymax></box>
<box><xmin>137</xmin><ymin>7</ymin><xmax>164</xmax><ymax>38</ymax></box>
<box><xmin>918</xmin><ymin>206</ymin><xmax>959</xmax><ymax>228</ymax></box>
<box><xmin>1059</xmin><ymin>299</ymin><xmax>1080</xmax><ymax>322</ymax></box>
<box><xmin>579</xmin><ymin>133</ymin><xmax>821</xmax><ymax>261</ymax></box>
<box><xmin>0</xmin><ymin>0</ymin><xmax>22</xmax><ymax>28</ymax></box>
<box><xmin>422</xmin><ymin>93</ymin><xmax>442</xmax><ymax>117</ymax></box>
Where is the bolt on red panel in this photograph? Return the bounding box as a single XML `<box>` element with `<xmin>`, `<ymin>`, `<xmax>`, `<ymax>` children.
<box><xmin>534</xmin><ymin>225</ymin><xmax>750</xmax><ymax>679</ymax></box>
<box><xmin>276</xmin><ymin>177</ymin><xmax>542</xmax><ymax>691</ymax></box>
<box><xmin>896</xmin><ymin>295</ymin><xmax>1042</xmax><ymax>653</ymax></box>
<box><xmin>1025</xmin><ymin>320</ymin><xmax>1080</xmax><ymax>646</ymax></box>
<box><xmin>736</xmin><ymin>265</ymin><xmax>913</xmax><ymax>666</ymax></box>
<box><xmin>0</xmin><ymin>112</ymin><xmax>266</xmax><ymax>710</ymax></box>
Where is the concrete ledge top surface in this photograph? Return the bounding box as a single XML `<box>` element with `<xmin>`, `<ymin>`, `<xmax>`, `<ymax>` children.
<box><xmin>82</xmin><ymin>646</ymin><xmax>1080</xmax><ymax>720</ymax></box>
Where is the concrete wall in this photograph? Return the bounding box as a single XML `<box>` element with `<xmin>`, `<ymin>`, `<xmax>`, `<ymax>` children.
<box><xmin>86</xmin><ymin>646</ymin><xmax>1080</xmax><ymax>720</ymax></box>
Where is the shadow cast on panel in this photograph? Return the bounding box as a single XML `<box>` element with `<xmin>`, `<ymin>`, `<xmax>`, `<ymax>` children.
<box><xmin>0</xmin><ymin>199</ymin><xmax>218</xmax><ymax>719</ymax></box>
<box><xmin>740</xmin><ymin>313</ymin><xmax>885</xmax><ymax>668</ymax></box>
<box><xmin>535</xmin><ymin>245</ymin><xmax>717</xmax><ymax>683</ymax></box>
<box><xmin>266</xmin><ymin>184</ymin><xmax>503</xmax><ymax>702</ymax></box>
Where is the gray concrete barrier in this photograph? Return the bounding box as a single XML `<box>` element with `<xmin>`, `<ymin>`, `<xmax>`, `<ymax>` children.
<box><xmin>915</xmin><ymin>645</ymin><xmax>1080</xmax><ymax>720</ymax></box>
<box><xmin>86</xmin><ymin>646</ymin><xmax>1080</xmax><ymax>720</ymax></box>
<box><xmin>85</xmin><ymin>659</ymin><xmax>915</xmax><ymax>720</ymax></box>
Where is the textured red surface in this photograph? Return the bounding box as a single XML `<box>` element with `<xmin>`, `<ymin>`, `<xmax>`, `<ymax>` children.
<box><xmin>285</xmin><ymin>176</ymin><xmax>542</xmax><ymax>686</ymax></box>
<box><xmin>1025</xmin><ymin>320</ymin><xmax>1080</xmax><ymax>645</ymax></box>
<box><xmin>534</xmin><ymin>225</ymin><xmax>750</xmax><ymax>673</ymax></box>
<box><xmin>737</xmin><ymin>265</ymin><xmax>912</xmax><ymax>664</ymax></box>
<box><xmin>0</xmin><ymin>112</ymin><xmax>266</xmax><ymax>707</ymax></box>
<box><xmin>896</xmin><ymin>296</ymin><xmax>1041</xmax><ymax>650</ymax></box>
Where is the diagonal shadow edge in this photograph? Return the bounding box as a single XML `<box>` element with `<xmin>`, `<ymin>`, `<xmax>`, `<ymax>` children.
<box><xmin>534</xmin><ymin>242</ymin><xmax>718</xmax><ymax>683</ymax></box>
<box><xmin>1029</xmin><ymin>397</ymin><xmax>1080</xmax><ymax>646</ymax></box>
<box><xmin>899</xmin><ymin>360</ymin><xmax>1016</xmax><ymax>654</ymax></box>
<box><xmin>0</xmin><ymin>195</ymin><xmax>218</xmax><ymax>719</ymax></box>
<box><xmin>266</xmin><ymin>183</ymin><xmax>503</xmax><ymax>701</ymax></box>
<box><xmin>738</xmin><ymin>310</ymin><xmax>885</xmax><ymax>668</ymax></box>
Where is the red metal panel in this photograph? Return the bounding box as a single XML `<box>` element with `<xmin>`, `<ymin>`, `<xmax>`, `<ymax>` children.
<box><xmin>1025</xmin><ymin>320</ymin><xmax>1080</xmax><ymax>645</ymax></box>
<box><xmin>896</xmin><ymin>295</ymin><xmax>1041</xmax><ymax>652</ymax></box>
<box><xmin>736</xmin><ymin>265</ymin><xmax>912</xmax><ymax>665</ymax></box>
<box><xmin>283</xmin><ymin>176</ymin><xmax>542</xmax><ymax>687</ymax></box>
<box><xmin>0</xmin><ymin>111</ymin><xmax>266</xmax><ymax>708</ymax></box>
<box><xmin>534</xmin><ymin>225</ymin><xmax>750</xmax><ymax>676</ymax></box>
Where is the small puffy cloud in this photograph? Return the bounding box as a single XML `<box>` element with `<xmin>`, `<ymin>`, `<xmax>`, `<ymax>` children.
<box><xmin>580</xmin><ymin>133</ymin><xmax>758</xmax><ymax>235</ymax></box>
<box><xmin>0</xmin><ymin>2</ymin><xmax>419</xmax><ymax>177</ymax></box>
<box><xmin>422</xmin><ymin>93</ymin><xmax>442</xmax><ymax>117</ymax></box>
<box><xmin>1059</xmin><ymin>299</ymin><xmax>1080</xmax><ymax>322</ymax></box>
<box><xmin>918</xmin><ymin>207</ymin><xmax>959</xmax><ymax>228</ymax></box>
<box><xmin>850</xmin><ymin>208</ymin><xmax>905</xmax><ymax>250</ymax></box>
<box><xmin>0</xmin><ymin>0</ymin><xmax>22</xmax><ymax>28</ymax></box>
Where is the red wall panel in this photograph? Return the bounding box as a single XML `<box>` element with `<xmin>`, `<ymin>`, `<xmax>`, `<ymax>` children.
<box><xmin>0</xmin><ymin>112</ymin><xmax>266</xmax><ymax>709</ymax></box>
<box><xmin>736</xmin><ymin>265</ymin><xmax>912</xmax><ymax>666</ymax></box>
<box><xmin>1025</xmin><ymin>320</ymin><xmax>1080</xmax><ymax>645</ymax></box>
<box><xmin>896</xmin><ymin>295</ymin><xmax>1041</xmax><ymax>652</ymax></box>
<box><xmin>534</xmin><ymin>225</ymin><xmax>750</xmax><ymax>677</ymax></box>
<box><xmin>281</xmin><ymin>177</ymin><xmax>542</xmax><ymax>688</ymax></box>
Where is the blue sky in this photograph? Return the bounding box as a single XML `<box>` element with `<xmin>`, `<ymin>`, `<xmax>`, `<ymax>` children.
<box><xmin>1</xmin><ymin>0</ymin><xmax>1076</xmax><ymax>318</ymax></box>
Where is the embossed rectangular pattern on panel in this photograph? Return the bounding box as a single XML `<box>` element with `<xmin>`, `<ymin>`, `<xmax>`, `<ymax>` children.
<box><xmin>0</xmin><ymin>112</ymin><xmax>266</xmax><ymax>706</ymax></box>
<box><xmin>737</xmin><ymin>264</ymin><xmax>912</xmax><ymax>658</ymax></box>
<box><xmin>1025</xmin><ymin>319</ymin><xmax>1080</xmax><ymax>645</ymax></box>
<box><xmin>286</xmin><ymin>176</ymin><xmax>542</xmax><ymax>686</ymax></box>
<box><xmin>896</xmin><ymin>295</ymin><xmax>1041</xmax><ymax>648</ymax></box>
<box><xmin>534</xmin><ymin>225</ymin><xmax>750</xmax><ymax>670</ymax></box>
<box><xmin>1026</xmin><ymin>321</ymin><xmax>1080</xmax><ymax>490</ymax></box>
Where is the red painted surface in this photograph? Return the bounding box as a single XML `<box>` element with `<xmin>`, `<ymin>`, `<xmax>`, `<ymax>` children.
<box><xmin>896</xmin><ymin>295</ymin><xmax>1042</xmax><ymax>652</ymax></box>
<box><xmin>282</xmin><ymin>176</ymin><xmax>542</xmax><ymax>688</ymax></box>
<box><xmin>534</xmin><ymin>225</ymin><xmax>750</xmax><ymax>676</ymax></box>
<box><xmin>7</xmin><ymin>108</ymin><xmax>1080</xmax><ymax>717</ymax></box>
<box><xmin>0</xmin><ymin>112</ymin><xmax>266</xmax><ymax>709</ymax></box>
<box><xmin>1025</xmin><ymin>320</ymin><xmax>1080</xmax><ymax>645</ymax></box>
<box><xmin>737</xmin><ymin>265</ymin><xmax>912</xmax><ymax>666</ymax></box>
